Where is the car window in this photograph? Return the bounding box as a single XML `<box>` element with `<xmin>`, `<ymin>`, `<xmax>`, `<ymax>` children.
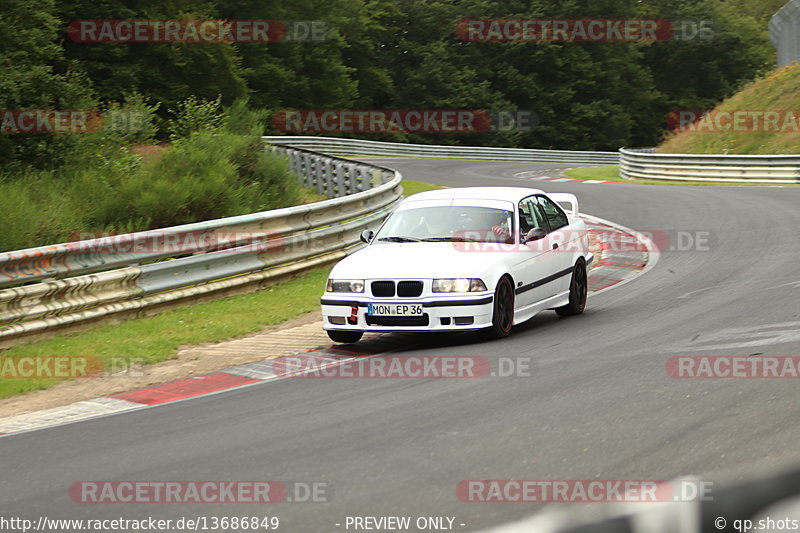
<box><xmin>518</xmin><ymin>197</ymin><xmax>546</xmax><ymax>233</ymax></box>
<box><xmin>374</xmin><ymin>205</ymin><xmax>514</xmax><ymax>243</ymax></box>
<box><xmin>536</xmin><ymin>195</ymin><xmax>569</xmax><ymax>231</ymax></box>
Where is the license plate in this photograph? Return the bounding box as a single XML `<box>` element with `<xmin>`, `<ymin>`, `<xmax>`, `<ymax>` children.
<box><xmin>367</xmin><ymin>303</ymin><xmax>424</xmax><ymax>316</ymax></box>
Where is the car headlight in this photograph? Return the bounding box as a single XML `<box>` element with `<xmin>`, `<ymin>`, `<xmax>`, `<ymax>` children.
<box><xmin>326</xmin><ymin>279</ymin><xmax>365</xmax><ymax>293</ymax></box>
<box><xmin>432</xmin><ymin>278</ymin><xmax>487</xmax><ymax>293</ymax></box>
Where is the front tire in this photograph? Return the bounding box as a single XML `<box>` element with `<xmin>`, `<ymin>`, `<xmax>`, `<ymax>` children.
<box><xmin>483</xmin><ymin>276</ymin><xmax>515</xmax><ymax>339</ymax></box>
<box><xmin>327</xmin><ymin>330</ymin><xmax>364</xmax><ymax>344</ymax></box>
<box><xmin>555</xmin><ymin>259</ymin><xmax>587</xmax><ymax>317</ymax></box>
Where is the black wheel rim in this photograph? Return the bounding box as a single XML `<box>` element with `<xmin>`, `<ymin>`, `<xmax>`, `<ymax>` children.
<box><xmin>497</xmin><ymin>280</ymin><xmax>513</xmax><ymax>332</ymax></box>
<box><xmin>574</xmin><ymin>264</ymin><xmax>587</xmax><ymax>309</ymax></box>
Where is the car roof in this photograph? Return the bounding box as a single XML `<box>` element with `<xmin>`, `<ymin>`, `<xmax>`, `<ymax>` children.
<box><xmin>400</xmin><ymin>186</ymin><xmax>546</xmax><ymax>205</ymax></box>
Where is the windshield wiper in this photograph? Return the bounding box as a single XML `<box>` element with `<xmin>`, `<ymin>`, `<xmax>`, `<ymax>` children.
<box><xmin>377</xmin><ymin>236</ymin><xmax>422</xmax><ymax>243</ymax></box>
<box><xmin>421</xmin><ymin>236</ymin><xmax>476</xmax><ymax>242</ymax></box>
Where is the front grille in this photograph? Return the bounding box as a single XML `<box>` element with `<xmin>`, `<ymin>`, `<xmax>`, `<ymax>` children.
<box><xmin>371</xmin><ymin>281</ymin><xmax>395</xmax><ymax>297</ymax></box>
<box><xmin>397</xmin><ymin>281</ymin><xmax>423</xmax><ymax>297</ymax></box>
<box><xmin>366</xmin><ymin>314</ymin><xmax>430</xmax><ymax>327</ymax></box>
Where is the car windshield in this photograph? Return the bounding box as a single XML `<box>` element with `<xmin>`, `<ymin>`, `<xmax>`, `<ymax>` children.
<box><xmin>374</xmin><ymin>206</ymin><xmax>515</xmax><ymax>243</ymax></box>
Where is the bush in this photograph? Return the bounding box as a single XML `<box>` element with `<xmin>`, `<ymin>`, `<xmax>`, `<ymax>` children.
<box><xmin>103</xmin><ymin>93</ymin><xmax>161</xmax><ymax>146</ymax></box>
<box><xmin>101</xmin><ymin>129</ymin><xmax>300</xmax><ymax>229</ymax></box>
<box><xmin>0</xmin><ymin>98</ymin><xmax>302</xmax><ymax>252</ymax></box>
<box><xmin>166</xmin><ymin>95</ymin><xmax>225</xmax><ymax>141</ymax></box>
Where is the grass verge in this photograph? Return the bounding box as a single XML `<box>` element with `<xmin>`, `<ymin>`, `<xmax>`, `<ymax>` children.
<box><xmin>563</xmin><ymin>166</ymin><xmax>622</xmax><ymax>181</ymax></box>
<box><xmin>0</xmin><ymin>179</ymin><xmax>444</xmax><ymax>400</ymax></box>
<box><xmin>564</xmin><ymin>165</ymin><xmax>800</xmax><ymax>187</ymax></box>
<box><xmin>0</xmin><ymin>267</ymin><xmax>331</xmax><ymax>399</ymax></box>
<box><xmin>658</xmin><ymin>64</ymin><xmax>800</xmax><ymax>155</ymax></box>
<box><xmin>401</xmin><ymin>179</ymin><xmax>446</xmax><ymax>196</ymax></box>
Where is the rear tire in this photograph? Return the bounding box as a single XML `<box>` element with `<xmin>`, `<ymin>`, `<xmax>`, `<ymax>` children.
<box><xmin>555</xmin><ymin>259</ymin><xmax>587</xmax><ymax>317</ymax></box>
<box><xmin>327</xmin><ymin>330</ymin><xmax>364</xmax><ymax>344</ymax></box>
<box><xmin>483</xmin><ymin>276</ymin><xmax>515</xmax><ymax>339</ymax></box>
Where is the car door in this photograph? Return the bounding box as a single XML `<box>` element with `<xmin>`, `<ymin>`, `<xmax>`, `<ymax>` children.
<box><xmin>509</xmin><ymin>195</ymin><xmax>562</xmax><ymax>308</ymax></box>
<box><xmin>535</xmin><ymin>195</ymin><xmax>576</xmax><ymax>295</ymax></box>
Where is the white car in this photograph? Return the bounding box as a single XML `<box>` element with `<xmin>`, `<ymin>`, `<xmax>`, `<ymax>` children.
<box><xmin>321</xmin><ymin>187</ymin><xmax>592</xmax><ymax>343</ymax></box>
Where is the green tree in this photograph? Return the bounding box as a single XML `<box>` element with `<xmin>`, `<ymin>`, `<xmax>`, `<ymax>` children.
<box><xmin>0</xmin><ymin>0</ymin><xmax>95</xmax><ymax>168</ymax></box>
<box><xmin>55</xmin><ymin>0</ymin><xmax>249</xmax><ymax>116</ymax></box>
<box><xmin>636</xmin><ymin>0</ymin><xmax>774</xmax><ymax>145</ymax></box>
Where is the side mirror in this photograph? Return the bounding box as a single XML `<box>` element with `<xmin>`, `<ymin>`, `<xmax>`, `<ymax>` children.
<box><xmin>522</xmin><ymin>228</ymin><xmax>547</xmax><ymax>244</ymax></box>
<box><xmin>360</xmin><ymin>229</ymin><xmax>374</xmax><ymax>244</ymax></box>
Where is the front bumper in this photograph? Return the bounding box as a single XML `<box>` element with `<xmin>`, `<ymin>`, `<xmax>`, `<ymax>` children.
<box><xmin>320</xmin><ymin>293</ymin><xmax>495</xmax><ymax>332</ymax></box>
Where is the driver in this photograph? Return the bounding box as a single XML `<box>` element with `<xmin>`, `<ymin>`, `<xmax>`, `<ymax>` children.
<box><xmin>488</xmin><ymin>210</ymin><xmax>513</xmax><ymax>242</ymax></box>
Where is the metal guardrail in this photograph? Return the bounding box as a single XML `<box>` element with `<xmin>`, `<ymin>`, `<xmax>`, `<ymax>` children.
<box><xmin>3</xmin><ymin>135</ymin><xmax>797</xmax><ymax>347</ymax></box>
<box><xmin>264</xmin><ymin>136</ymin><xmax>620</xmax><ymax>164</ymax></box>
<box><xmin>771</xmin><ymin>0</ymin><xmax>800</xmax><ymax>68</ymax></box>
<box><xmin>0</xmin><ymin>147</ymin><xmax>402</xmax><ymax>347</ymax></box>
<box><xmin>271</xmin><ymin>137</ymin><xmax>800</xmax><ymax>184</ymax></box>
<box><xmin>482</xmin><ymin>467</ymin><xmax>800</xmax><ymax>533</ymax></box>
<box><xmin>620</xmin><ymin>148</ymin><xmax>800</xmax><ymax>183</ymax></box>
<box><xmin>276</xmin><ymin>144</ymin><xmax>397</xmax><ymax>197</ymax></box>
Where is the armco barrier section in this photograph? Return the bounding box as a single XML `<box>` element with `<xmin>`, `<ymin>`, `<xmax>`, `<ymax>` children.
<box><xmin>620</xmin><ymin>147</ymin><xmax>800</xmax><ymax>184</ymax></box>
<box><xmin>0</xmin><ymin>147</ymin><xmax>402</xmax><ymax>347</ymax></box>
<box><xmin>771</xmin><ymin>0</ymin><xmax>800</xmax><ymax>68</ymax></box>
<box><xmin>264</xmin><ymin>136</ymin><xmax>620</xmax><ymax>164</ymax></box>
<box><xmin>481</xmin><ymin>467</ymin><xmax>800</xmax><ymax>533</ymax></box>
<box><xmin>4</xmin><ymin>137</ymin><xmax>798</xmax><ymax>347</ymax></box>
<box><xmin>270</xmin><ymin>137</ymin><xmax>800</xmax><ymax>185</ymax></box>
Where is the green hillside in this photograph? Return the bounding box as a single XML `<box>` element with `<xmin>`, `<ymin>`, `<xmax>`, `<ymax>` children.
<box><xmin>658</xmin><ymin>64</ymin><xmax>800</xmax><ymax>154</ymax></box>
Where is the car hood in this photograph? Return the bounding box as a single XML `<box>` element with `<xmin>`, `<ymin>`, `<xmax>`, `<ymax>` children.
<box><xmin>330</xmin><ymin>242</ymin><xmax>512</xmax><ymax>279</ymax></box>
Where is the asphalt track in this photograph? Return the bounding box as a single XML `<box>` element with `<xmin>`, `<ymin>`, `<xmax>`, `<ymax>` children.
<box><xmin>3</xmin><ymin>159</ymin><xmax>800</xmax><ymax>532</ymax></box>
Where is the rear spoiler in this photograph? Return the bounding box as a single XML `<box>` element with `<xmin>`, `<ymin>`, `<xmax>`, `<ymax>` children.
<box><xmin>548</xmin><ymin>193</ymin><xmax>579</xmax><ymax>217</ymax></box>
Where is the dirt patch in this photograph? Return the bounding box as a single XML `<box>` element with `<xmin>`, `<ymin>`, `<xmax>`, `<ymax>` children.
<box><xmin>0</xmin><ymin>310</ymin><xmax>327</xmax><ymax>419</ymax></box>
<box><xmin>131</xmin><ymin>143</ymin><xmax>170</xmax><ymax>166</ymax></box>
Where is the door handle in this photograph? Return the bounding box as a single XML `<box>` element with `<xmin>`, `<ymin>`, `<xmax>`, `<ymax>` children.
<box><xmin>552</xmin><ymin>243</ymin><xmax>559</xmax><ymax>250</ymax></box>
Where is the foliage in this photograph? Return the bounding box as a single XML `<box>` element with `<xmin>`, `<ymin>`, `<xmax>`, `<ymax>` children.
<box><xmin>0</xmin><ymin>0</ymin><xmax>781</xmax><ymax>161</ymax></box>
<box><xmin>0</xmin><ymin>98</ymin><xmax>301</xmax><ymax>251</ymax></box>
<box><xmin>0</xmin><ymin>0</ymin><xmax>96</xmax><ymax>169</ymax></box>
<box><xmin>659</xmin><ymin>64</ymin><xmax>800</xmax><ymax>155</ymax></box>
<box><xmin>0</xmin><ymin>0</ymin><xmax>785</xmax><ymax>248</ymax></box>
<box><xmin>167</xmin><ymin>95</ymin><xmax>225</xmax><ymax>140</ymax></box>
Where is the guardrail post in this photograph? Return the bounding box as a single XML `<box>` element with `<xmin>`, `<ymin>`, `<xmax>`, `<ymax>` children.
<box><xmin>303</xmin><ymin>152</ymin><xmax>314</xmax><ymax>189</ymax></box>
<box><xmin>321</xmin><ymin>158</ymin><xmax>334</xmax><ymax>198</ymax></box>
<box><xmin>334</xmin><ymin>162</ymin><xmax>346</xmax><ymax>198</ymax></box>
<box><xmin>355</xmin><ymin>166</ymin><xmax>367</xmax><ymax>192</ymax></box>
<box><xmin>344</xmin><ymin>162</ymin><xmax>357</xmax><ymax>195</ymax></box>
